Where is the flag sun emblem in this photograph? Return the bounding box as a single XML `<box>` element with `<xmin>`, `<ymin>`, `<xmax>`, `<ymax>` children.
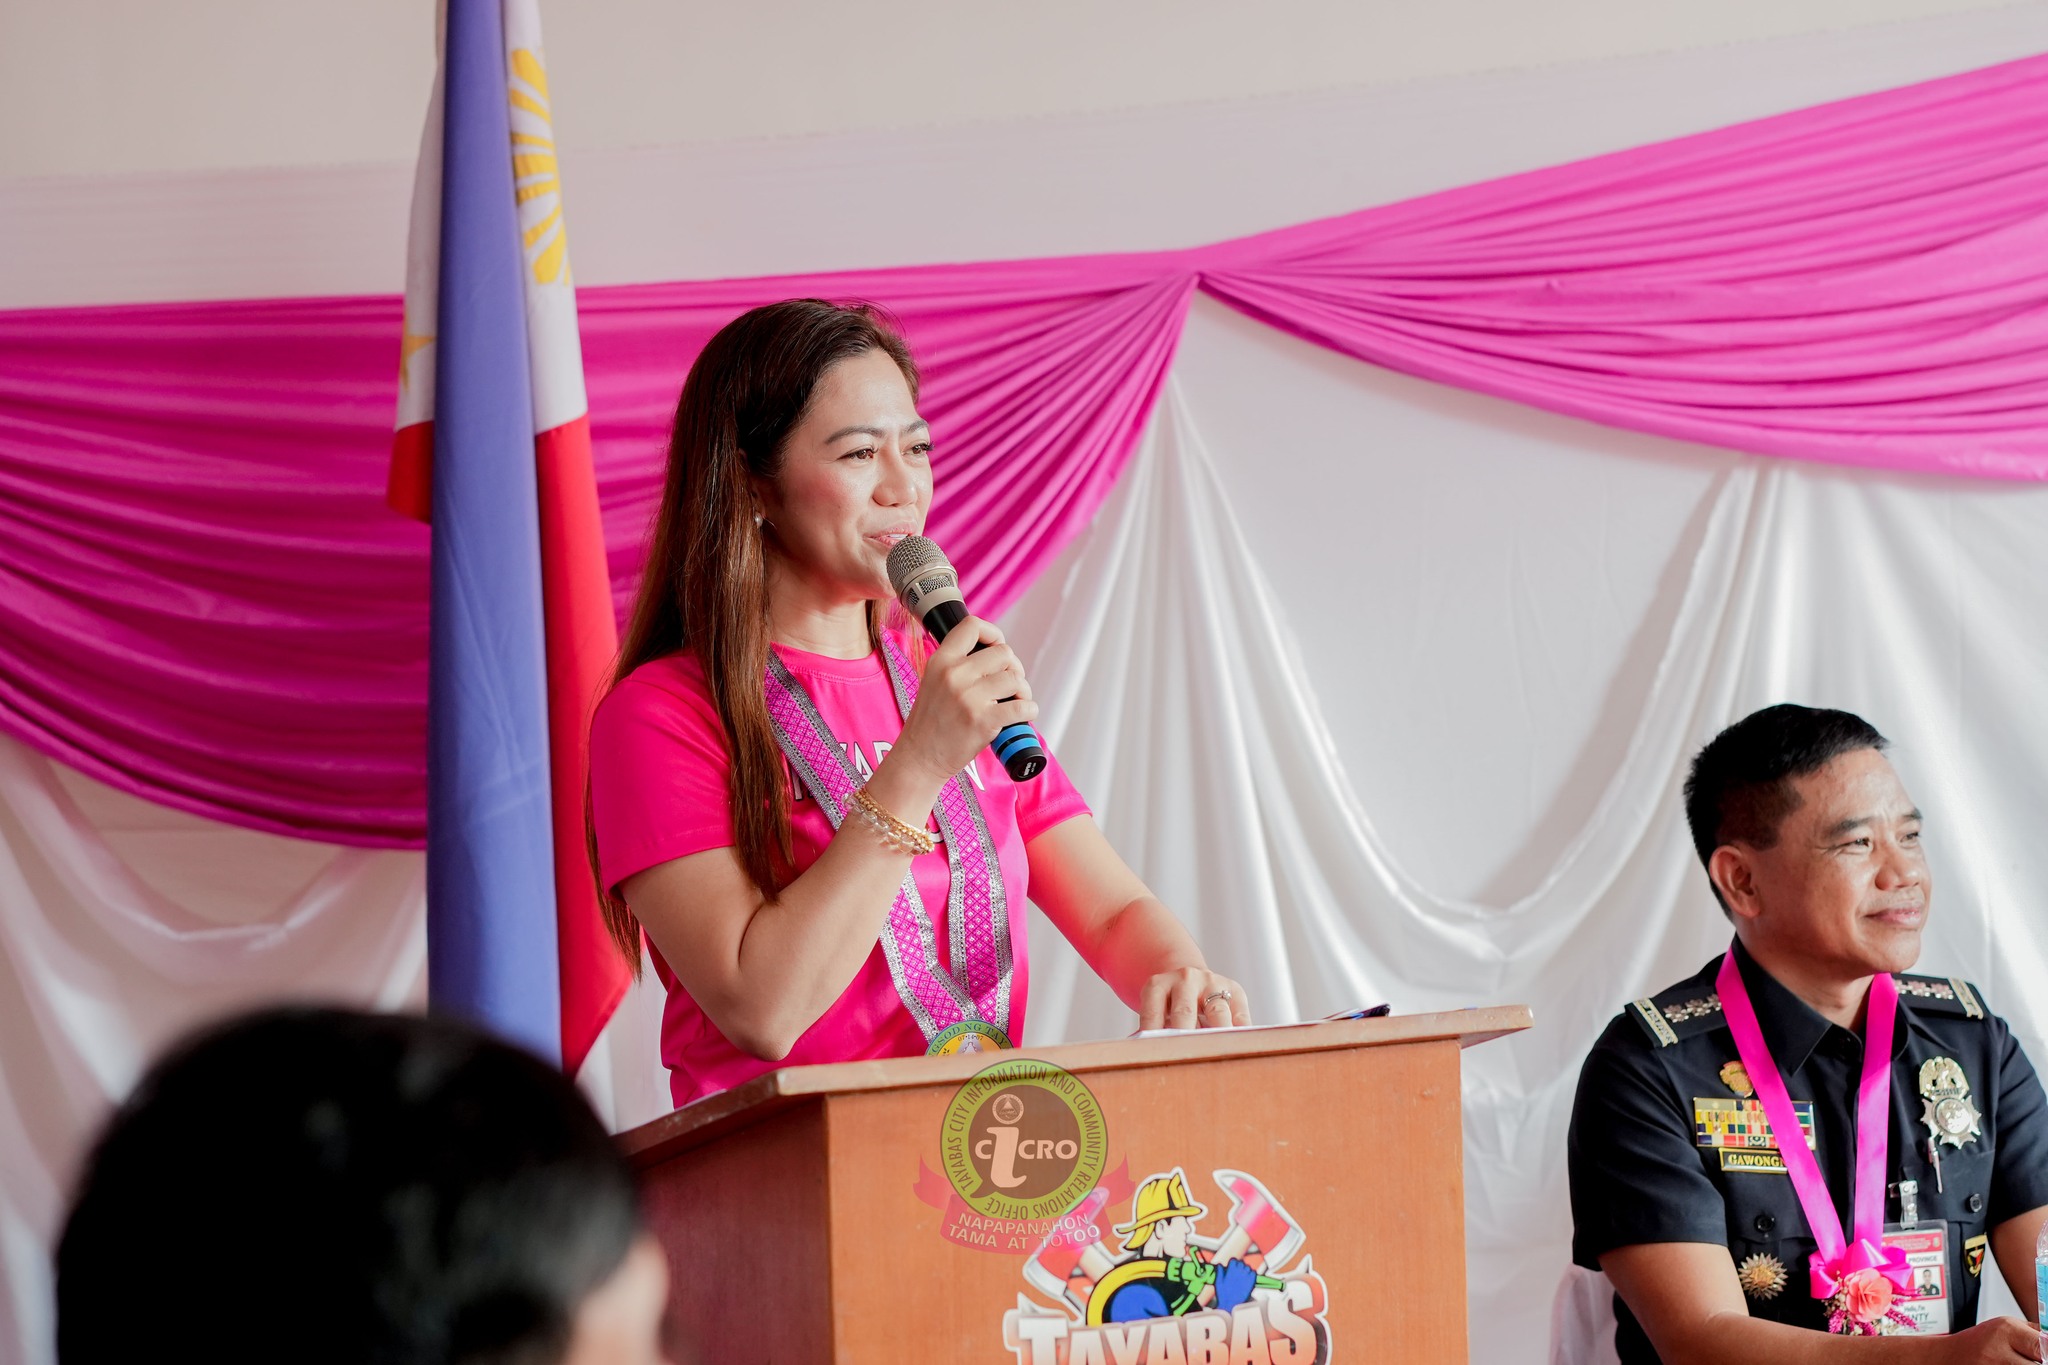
<box><xmin>507</xmin><ymin>49</ymin><xmax>569</xmax><ymax>286</ymax></box>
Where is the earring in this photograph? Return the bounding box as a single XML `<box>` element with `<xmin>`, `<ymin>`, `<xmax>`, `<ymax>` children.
<box><xmin>753</xmin><ymin>512</ymin><xmax>764</xmax><ymax>528</ymax></box>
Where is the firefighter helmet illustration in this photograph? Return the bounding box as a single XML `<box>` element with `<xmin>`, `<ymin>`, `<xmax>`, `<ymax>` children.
<box><xmin>1117</xmin><ymin>1171</ymin><xmax>1206</xmax><ymax>1248</ymax></box>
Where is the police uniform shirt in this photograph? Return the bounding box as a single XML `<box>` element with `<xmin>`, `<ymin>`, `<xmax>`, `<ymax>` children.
<box><xmin>1568</xmin><ymin>937</ymin><xmax>2048</xmax><ymax>1364</ymax></box>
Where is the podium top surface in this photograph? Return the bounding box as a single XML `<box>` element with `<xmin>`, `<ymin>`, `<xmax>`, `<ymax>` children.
<box><xmin>618</xmin><ymin>1004</ymin><xmax>1530</xmax><ymax>1166</ymax></box>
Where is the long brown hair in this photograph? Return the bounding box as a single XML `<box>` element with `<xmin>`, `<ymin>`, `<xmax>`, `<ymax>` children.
<box><xmin>588</xmin><ymin>300</ymin><xmax>920</xmax><ymax>967</ymax></box>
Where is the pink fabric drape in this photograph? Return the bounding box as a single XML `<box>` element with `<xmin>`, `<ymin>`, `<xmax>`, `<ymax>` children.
<box><xmin>4</xmin><ymin>51</ymin><xmax>2047</xmax><ymax>844</ymax></box>
<box><xmin>577</xmin><ymin>262</ymin><xmax>1196</xmax><ymax>621</ymax></box>
<box><xmin>0</xmin><ymin>266</ymin><xmax>1192</xmax><ymax>841</ymax></box>
<box><xmin>1199</xmin><ymin>51</ymin><xmax>2048</xmax><ymax>479</ymax></box>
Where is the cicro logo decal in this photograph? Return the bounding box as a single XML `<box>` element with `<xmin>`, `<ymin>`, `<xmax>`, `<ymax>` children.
<box><xmin>942</xmin><ymin>1059</ymin><xmax>1107</xmax><ymax>1221</ymax></box>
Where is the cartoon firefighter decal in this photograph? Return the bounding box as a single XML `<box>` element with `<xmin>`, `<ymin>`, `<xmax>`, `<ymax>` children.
<box><xmin>1087</xmin><ymin>1171</ymin><xmax>1283</xmax><ymax>1322</ymax></box>
<box><xmin>1004</xmin><ymin>1167</ymin><xmax>1332</xmax><ymax>1365</ymax></box>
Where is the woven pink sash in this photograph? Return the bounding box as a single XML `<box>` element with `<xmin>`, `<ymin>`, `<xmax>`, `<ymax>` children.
<box><xmin>762</xmin><ymin>637</ymin><xmax>1014</xmax><ymax>1045</ymax></box>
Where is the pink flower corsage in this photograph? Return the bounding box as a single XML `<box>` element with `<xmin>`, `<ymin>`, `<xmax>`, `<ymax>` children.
<box><xmin>1824</xmin><ymin>1267</ymin><xmax>1916</xmax><ymax>1335</ymax></box>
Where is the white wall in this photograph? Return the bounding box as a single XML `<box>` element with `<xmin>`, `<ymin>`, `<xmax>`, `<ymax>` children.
<box><xmin>0</xmin><ymin>0</ymin><xmax>2031</xmax><ymax>181</ymax></box>
<box><xmin>7</xmin><ymin>2</ymin><xmax>2047</xmax><ymax>311</ymax></box>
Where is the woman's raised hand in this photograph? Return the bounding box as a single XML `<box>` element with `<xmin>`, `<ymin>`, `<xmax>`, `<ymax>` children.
<box><xmin>890</xmin><ymin>617</ymin><xmax>1037</xmax><ymax>787</ymax></box>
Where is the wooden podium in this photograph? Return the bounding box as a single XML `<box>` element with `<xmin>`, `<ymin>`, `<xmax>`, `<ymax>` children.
<box><xmin>620</xmin><ymin>1006</ymin><xmax>1530</xmax><ymax>1364</ymax></box>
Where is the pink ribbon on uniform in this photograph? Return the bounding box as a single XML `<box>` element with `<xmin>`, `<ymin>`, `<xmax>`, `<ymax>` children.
<box><xmin>1715</xmin><ymin>952</ymin><xmax>1906</xmax><ymax>1314</ymax></box>
<box><xmin>1808</xmin><ymin>1236</ymin><xmax>1914</xmax><ymax>1301</ymax></box>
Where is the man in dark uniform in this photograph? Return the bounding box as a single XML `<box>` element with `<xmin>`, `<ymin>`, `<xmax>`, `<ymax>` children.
<box><xmin>1569</xmin><ymin>705</ymin><xmax>2048</xmax><ymax>1363</ymax></box>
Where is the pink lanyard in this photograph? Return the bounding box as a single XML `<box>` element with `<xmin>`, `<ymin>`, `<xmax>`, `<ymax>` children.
<box><xmin>760</xmin><ymin>638</ymin><xmax>1015</xmax><ymax>1046</ymax></box>
<box><xmin>1715</xmin><ymin>950</ymin><xmax>1913</xmax><ymax>1330</ymax></box>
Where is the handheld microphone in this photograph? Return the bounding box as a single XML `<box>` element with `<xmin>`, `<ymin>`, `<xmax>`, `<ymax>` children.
<box><xmin>886</xmin><ymin>535</ymin><xmax>1047</xmax><ymax>782</ymax></box>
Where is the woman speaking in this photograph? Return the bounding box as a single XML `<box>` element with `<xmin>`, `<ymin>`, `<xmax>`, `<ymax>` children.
<box><xmin>588</xmin><ymin>300</ymin><xmax>1246</xmax><ymax>1108</ymax></box>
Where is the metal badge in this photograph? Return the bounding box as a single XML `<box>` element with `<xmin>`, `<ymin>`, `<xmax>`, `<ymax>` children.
<box><xmin>1720</xmin><ymin>1060</ymin><xmax>1755</xmax><ymax>1098</ymax></box>
<box><xmin>1737</xmin><ymin>1253</ymin><xmax>1789</xmax><ymax>1301</ymax></box>
<box><xmin>1918</xmin><ymin>1056</ymin><xmax>1983</xmax><ymax>1150</ymax></box>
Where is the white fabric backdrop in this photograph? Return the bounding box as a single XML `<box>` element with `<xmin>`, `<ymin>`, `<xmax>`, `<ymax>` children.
<box><xmin>1005</xmin><ymin>309</ymin><xmax>2048</xmax><ymax>1358</ymax></box>
<box><xmin>7</xmin><ymin>11</ymin><xmax>2048</xmax><ymax>1365</ymax></box>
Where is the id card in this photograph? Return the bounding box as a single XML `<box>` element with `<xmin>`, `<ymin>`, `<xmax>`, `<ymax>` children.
<box><xmin>1882</xmin><ymin>1223</ymin><xmax>1950</xmax><ymax>1335</ymax></box>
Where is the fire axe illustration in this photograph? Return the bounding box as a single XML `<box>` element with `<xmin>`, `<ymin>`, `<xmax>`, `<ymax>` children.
<box><xmin>1196</xmin><ymin>1170</ymin><xmax>1304</xmax><ymax>1307</ymax></box>
<box><xmin>1023</xmin><ymin>1189</ymin><xmax>1120</xmax><ymax>1314</ymax></box>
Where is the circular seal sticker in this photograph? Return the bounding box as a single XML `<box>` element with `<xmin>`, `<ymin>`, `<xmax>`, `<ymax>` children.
<box><xmin>927</xmin><ymin>1020</ymin><xmax>1013</xmax><ymax>1056</ymax></box>
<box><xmin>940</xmin><ymin>1058</ymin><xmax>1107</xmax><ymax>1221</ymax></box>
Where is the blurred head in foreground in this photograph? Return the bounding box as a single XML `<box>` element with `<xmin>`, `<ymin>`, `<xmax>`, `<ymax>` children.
<box><xmin>57</xmin><ymin>1007</ymin><xmax>669</xmax><ymax>1365</ymax></box>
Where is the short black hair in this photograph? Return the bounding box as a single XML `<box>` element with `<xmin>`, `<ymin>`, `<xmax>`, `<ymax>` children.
<box><xmin>1683</xmin><ymin>704</ymin><xmax>1890</xmax><ymax>911</ymax></box>
<box><xmin>57</xmin><ymin>1008</ymin><xmax>642</xmax><ymax>1365</ymax></box>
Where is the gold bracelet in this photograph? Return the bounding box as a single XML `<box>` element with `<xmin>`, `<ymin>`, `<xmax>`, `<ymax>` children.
<box><xmin>847</xmin><ymin>787</ymin><xmax>936</xmax><ymax>857</ymax></box>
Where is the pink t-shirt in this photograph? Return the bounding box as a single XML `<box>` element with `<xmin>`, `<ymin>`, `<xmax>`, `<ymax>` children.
<box><xmin>589</xmin><ymin>634</ymin><xmax>1090</xmax><ymax>1108</ymax></box>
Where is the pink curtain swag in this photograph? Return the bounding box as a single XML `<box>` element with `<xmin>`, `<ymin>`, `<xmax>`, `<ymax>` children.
<box><xmin>3</xmin><ymin>52</ymin><xmax>2047</xmax><ymax>845</ymax></box>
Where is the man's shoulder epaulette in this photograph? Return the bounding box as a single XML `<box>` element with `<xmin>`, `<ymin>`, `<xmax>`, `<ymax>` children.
<box><xmin>1895</xmin><ymin>973</ymin><xmax>1987</xmax><ymax>1020</ymax></box>
<box><xmin>1626</xmin><ymin>983</ymin><xmax>1728</xmax><ymax>1049</ymax></box>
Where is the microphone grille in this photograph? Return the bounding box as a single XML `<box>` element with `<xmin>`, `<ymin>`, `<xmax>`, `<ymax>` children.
<box><xmin>886</xmin><ymin>535</ymin><xmax>953</xmax><ymax>599</ymax></box>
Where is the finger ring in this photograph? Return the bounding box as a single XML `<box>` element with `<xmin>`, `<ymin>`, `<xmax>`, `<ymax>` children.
<box><xmin>1204</xmin><ymin>989</ymin><xmax>1232</xmax><ymax>1004</ymax></box>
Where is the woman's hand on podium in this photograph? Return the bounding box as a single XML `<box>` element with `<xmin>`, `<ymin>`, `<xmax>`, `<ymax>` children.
<box><xmin>1137</xmin><ymin>966</ymin><xmax>1252</xmax><ymax>1031</ymax></box>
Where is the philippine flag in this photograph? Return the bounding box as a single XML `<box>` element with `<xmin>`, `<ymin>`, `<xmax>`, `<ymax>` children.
<box><xmin>387</xmin><ymin>0</ymin><xmax>628</xmax><ymax>1071</ymax></box>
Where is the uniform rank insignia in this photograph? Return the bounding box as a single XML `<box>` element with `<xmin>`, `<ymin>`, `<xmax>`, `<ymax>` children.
<box><xmin>1736</xmin><ymin>1253</ymin><xmax>1789</xmax><ymax>1301</ymax></box>
<box><xmin>1918</xmin><ymin>1056</ymin><xmax>1982</xmax><ymax>1150</ymax></box>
